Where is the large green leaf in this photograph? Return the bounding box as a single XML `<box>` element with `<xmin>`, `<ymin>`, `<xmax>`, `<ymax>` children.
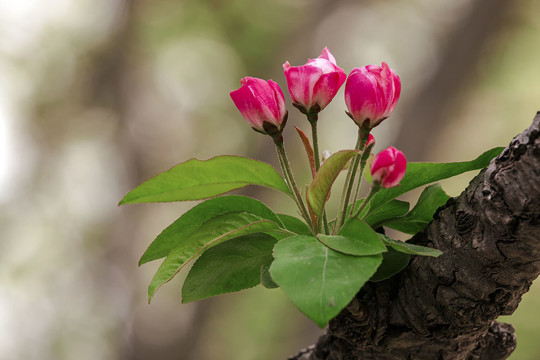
<box><xmin>139</xmin><ymin>196</ymin><xmax>283</xmax><ymax>265</ymax></box>
<box><xmin>370</xmin><ymin>247</ymin><xmax>411</xmax><ymax>282</ymax></box>
<box><xmin>317</xmin><ymin>234</ymin><xmax>386</xmax><ymax>256</ymax></box>
<box><xmin>119</xmin><ymin>155</ymin><xmax>291</xmax><ymax>204</ymax></box>
<box><xmin>270</xmin><ymin>235</ymin><xmax>382</xmax><ymax>328</ymax></box>
<box><xmin>181</xmin><ymin>233</ymin><xmax>277</xmax><ymax>302</ymax></box>
<box><xmin>308</xmin><ymin>150</ymin><xmax>360</xmax><ymax>216</ymax></box>
<box><xmin>363</xmin><ymin>199</ymin><xmax>409</xmax><ymax>228</ymax></box>
<box><xmin>276</xmin><ymin>214</ymin><xmax>312</xmax><ymax>235</ymax></box>
<box><xmin>148</xmin><ymin>214</ymin><xmax>281</xmax><ymax>301</ymax></box>
<box><xmin>384</xmin><ymin>184</ymin><xmax>451</xmax><ymax>234</ymax></box>
<box><xmin>317</xmin><ymin>218</ymin><xmax>386</xmax><ymax>256</ymax></box>
<box><xmin>365</xmin><ymin>147</ymin><xmax>503</xmax><ymax>217</ymax></box>
<box><xmin>379</xmin><ymin>234</ymin><xmax>442</xmax><ymax>257</ymax></box>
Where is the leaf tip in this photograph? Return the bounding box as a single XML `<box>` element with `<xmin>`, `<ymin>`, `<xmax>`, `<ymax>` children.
<box><xmin>138</xmin><ymin>252</ymin><xmax>152</xmax><ymax>266</ymax></box>
<box><xmin>315</xmin><ymin>321</ymin><xmax>328</xmax><ymax>329</ymax></box>
<box><xmin>148</xmin><ymin>286</ymin><xmax>159</xmax><ymax>304</ymax></box>
<box><xmin>118</xmin><ymin>192</ymin><xmax>137</xmax><ymax>205</ymax></box>
<box><xmin>430</xmin><ymin>249</ymin><xmax>443</xmax><ymax>257</ymax></box>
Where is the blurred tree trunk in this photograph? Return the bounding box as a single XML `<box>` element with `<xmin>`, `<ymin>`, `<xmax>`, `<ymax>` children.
<box><xmin>86</xmin><ymin>1</ymin><xmax>212</xmax><ymax>359</ymax></box>
<box><xmin>394</xmin><ymin>0</ymin><xmax>516</xmax><ymax>161</ymax></box>
<box><xmin>291</xmin><ymin>113</ymin><xmax>540</xmax><ymax>359</ymax></box>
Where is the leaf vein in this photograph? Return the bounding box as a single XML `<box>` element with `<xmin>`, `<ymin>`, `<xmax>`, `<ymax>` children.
<box><xmin>320</xmin><ymin>246</ymin><xmax>329</xmax><ymax>316</ymax></box>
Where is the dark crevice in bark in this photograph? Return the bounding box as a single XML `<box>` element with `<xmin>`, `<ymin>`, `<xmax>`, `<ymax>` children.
<box><xmin>290</xmin><ymin>113</ymin><xmax>540</xmax><ymax>359</ymax></box>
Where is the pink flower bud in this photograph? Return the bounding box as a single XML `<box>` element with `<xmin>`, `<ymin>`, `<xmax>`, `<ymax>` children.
<box><xmin>345</xmin><ymin>62</ymin><xmax>401</xmax><ymax>130</ymax></box>
<box><xmin>283</xmin><ymin>47</ymin><xmax>347</xmax><ymax>114</ymax></box>
<box><xmin>366</xmin><ymin>133</ymin><xmax>375</xmax><ymax>148</ymax></box>
<box><xmin>230</xmin><ymin>76</ymin><xmax>287</xmax><ymax>133</ymax></box>
<box><xmin>371</xmin><ymin>146</ymin><xmax>406</xmax><ymax>188</ymax></box>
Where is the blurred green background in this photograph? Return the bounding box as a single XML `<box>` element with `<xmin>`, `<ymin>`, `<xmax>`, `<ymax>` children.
<box><xmin>0</xmin><ymin>0</ymin><xmax>538</xmax><ymax>359</ymax></box>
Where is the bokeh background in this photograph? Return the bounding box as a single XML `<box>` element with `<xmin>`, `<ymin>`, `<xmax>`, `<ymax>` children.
<box><xmin>1</xmin><ymin>0</ymin><xmax>539</xmax><ymax>359</ymax></box>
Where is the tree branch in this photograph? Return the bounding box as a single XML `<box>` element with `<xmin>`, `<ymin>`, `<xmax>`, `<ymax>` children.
<box><xmin>291</xmin><ymin>112</ymin><xmax>540</xmax><ymax>359</ymax></box>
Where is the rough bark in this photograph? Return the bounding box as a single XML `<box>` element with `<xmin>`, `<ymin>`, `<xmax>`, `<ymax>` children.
<box><xmin>291</xmin><ymin>113</ymin><xmax>540</xmax><ymax>359</ymax></box>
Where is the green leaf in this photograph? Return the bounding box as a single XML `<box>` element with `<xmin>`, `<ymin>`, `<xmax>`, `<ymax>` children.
<box><xmin>260</xmin><ymin>264</ymin><xmax>279</xmax><ymax>289</ymax></box>
<box><xmin>363</xmin><ymin>153</ymin><xmax>374</xmax><ymax>184</ymax></box>
<box><xmin>295</xmin><ymin>126</ymin><xmax>316</xmax><ymax>178</ymax></box>
<box><xmin>370</xmin><ymin>247</ymin><xmax>411</xmax><ymax>282</ymax></box>
<box><xmin>148</xmin><ymin>215</ymin><xmax>281</xmax><ymax>301</ymax></box>
<box><xmin>308</xmin><ymin>150</ymin><xmax>360</xmax><ymax>216</ymax></box>
<box><xmin>181</xmin><ymin>233</ymin><xmax>277</xmax><ymax>302</ymax></box>
<box><xmin>270</xmin><ymin>235</ymin><xmax>383</xmax><ymax>328</ymax></box>
<box><xmin>316</xmin><ymin>218</ymin><xmax>386</xmax><ymax>256</ymax></box>
<box><xmin>317</xmin><ymin>234</ymin><xmax>386</xmax><ymax>256</ymax></box>
<box><xmin>139</xmin><ymin>196</ymin><xmax>283</xmax><ymax>265</ymax></box>
<box><xmin>363</xmin><ymin>199</ymin><xmax>410</xmax><ymax>228</ymax></box>
<box><xmin>276</xmin><ymin>214</ymin><xmax>312</xmax><ymax>235</ymax></box>
<box><xmin>119</xmin><ymin>155</ymin><xmax>291</xmax><ymax>204</ymax></box>
<box><xmin>379</xmin><ymin>234</ymin><xmax>442</xmax><ymax>257</ymax></box>
<box><xmin>384</xmin><ymin>184</ymin><xmax>451</xmax><ymax>234</ymax></box>
<box><xmin>366</xmin><ymin>147</ymin><xmax>503</xmax><ymax>217</ymax></box>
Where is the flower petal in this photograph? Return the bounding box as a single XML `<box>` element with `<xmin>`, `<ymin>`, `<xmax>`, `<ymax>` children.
<box><xmin>284</xmin><ymin>65</ymin><xmax>323</xmax><ymax>109</ymax></box>
<box><xmin>312</xmin><ymin>71</ymin><xmax>347</xmax><ymax>110</ymax></box>
<box><xmin>319</xmin><ymin>46</ymin><xmax>337</xmax><ymax>65</ymax></box>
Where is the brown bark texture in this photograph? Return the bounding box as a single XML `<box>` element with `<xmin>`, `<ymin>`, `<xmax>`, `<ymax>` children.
<box><xmin>291</xmin><ymin>113</ymin><xmax>540</xmax><ymax>360</ymax></box>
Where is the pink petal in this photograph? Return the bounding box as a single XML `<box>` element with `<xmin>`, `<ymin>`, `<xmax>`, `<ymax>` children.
<box><xmin>345</xmin><ymin>68</ymin><xmax>380</xmax><ymax>125</ymax></box>
<box><xmin>268</xmin><ymin>79</ymin><xmax>286</xmax><ymax>122</ymax></box>
<box><xmin>284</xmin><ymin>65</ymin><xmax>323</xmax><ymax>108</ymax></box>
<box><xmin>379</xmin><ymin>62</ymin><xmax>394</xmax><ymax>111</ymax></box>
<box><xmin>309</xmin><ymin>58</ymin><xmax>338</xmax><ymax>74</ymax></box>
<box><xmin>387</xmin><ymin>70</ymin><xmax>401</xmax><ymax>114</ymax></box>
<box><xmin>244</xmin><ymin>78</ymin><xmax>274</xmax><ymax>121</ymax></box>
<box><xmin>366</xmin><ymin>134</ymin><xmax>376</xmax><ymax>148</ymax></box>
<box><xmin>311</xmin><ymin>70</ymin><xmax>347</xmax><ymax>110</ymax></box>
<box><xmin>282</xmin><ymin>61</ymin><xmax>291</xmax><ymax>72</ymax></box>
<box><xmin>319</xmin><ymin>47</ymin><xmax>337</xmax><ymax>65</ymax></box>
<box><xmin>371</xmin><ymin>148</ymin><xmax>396</xmax><ymax>174</ymax></box>
<box><xmin>230</xmin><ymin>81</ymin><xmax>265</xmax><ymax>130</ymax></box>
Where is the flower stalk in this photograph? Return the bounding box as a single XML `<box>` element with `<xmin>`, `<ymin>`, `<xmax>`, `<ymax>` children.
<box><xmin>273</xmin><ymin>136</ymin><xmax>314</xmax><ymax>233</ymax></box>
<box><xmin>350</xmin><ymin>183</ymin><xmax>380</xmax><ymax>219</ymax></box>
<box><xmin>334</xmin><ymin>128</ymin><xmax>370</xmax><ymax>232</ymax></box>
<box><xmin>350</xmin><ymin>135</ymin><xmax>376</xmax><ymax>216</ymax></box>
<box><xmin>307</xmin><ymin>112</ymin><xmax>330</xmax><ymax>234</ymax></box>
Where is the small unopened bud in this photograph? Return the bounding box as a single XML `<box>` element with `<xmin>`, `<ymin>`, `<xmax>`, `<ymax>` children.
<box><xmin>283</xmin><ymin>47</ymin><xmax>346</xmax><ymax>115</ymax></box>
<box><xmin>230</xmin><ymin>77</ymin><xmax>287</xmax><ymax>135</ymax></box>
<box><xmin>345</xmin><ymin>62</ymin><xmax>401</xmax><ymax>130</ymax></box>
<box><xmin>371</xmin><ymin>146</ymin><xmax>407</xmax><ymax>188</ymax></box>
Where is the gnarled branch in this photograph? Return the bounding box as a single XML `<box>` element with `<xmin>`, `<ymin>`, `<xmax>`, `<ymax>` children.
<box><xmin>292</xmin><ymin>112</ymin><xmax>540</xmax><ymax>359</ymax></box>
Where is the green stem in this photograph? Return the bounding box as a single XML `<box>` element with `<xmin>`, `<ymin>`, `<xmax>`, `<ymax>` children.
<box><xmin>350</xmin><ymin>142</ymin><xmax>375</xmax><ymax>216</ymax></box>
<box><xmin>308</xmin><ymin>114</ymin><xmax>321</xmax><ymax>171</ymax></box>
<box><xmin>307</xmin><ymin>113</ymin><xmax>330</xmax><ymax>235</ymax></box>
<box><xmin>334</xmin><ymin>128</ymin><xmax>369</xmax><ymax>233</ymax></box>
<box><xmin>350</xmin><ymin>184</ymin><xmax>380</xmax><ymax>219</ymax></box>
<box><xmin>274</xmin><ymin>139</ymin><xmax>314</xmax><ymax>232</ymax></box>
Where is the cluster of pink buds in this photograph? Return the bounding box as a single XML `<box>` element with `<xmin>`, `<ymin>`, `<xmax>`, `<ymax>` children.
<box><xmin>230</xmin><ymin>47</ymin><xmax>406</xmax><ymax>189</ymax></box>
